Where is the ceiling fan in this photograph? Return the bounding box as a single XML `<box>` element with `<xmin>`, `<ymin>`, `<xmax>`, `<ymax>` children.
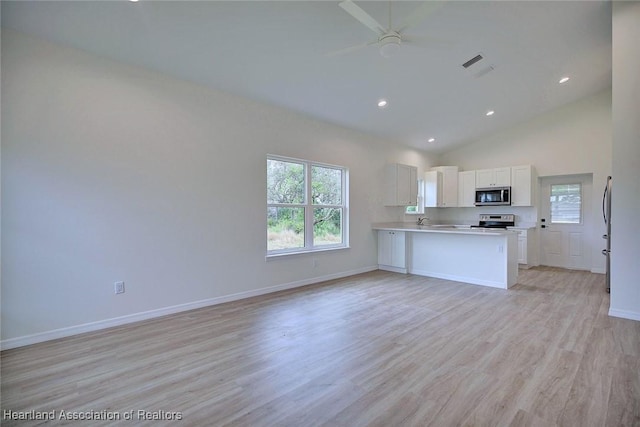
<box><xmin>331</xmin><ymin>0</ymin><xmax>442</xmax><ymax>58</ymax></box>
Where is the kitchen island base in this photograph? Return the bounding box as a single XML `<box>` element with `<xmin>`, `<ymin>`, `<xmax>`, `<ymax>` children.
<box><xmin>410</xmin><ymin>231</ymin><xmax>518</xmax><ymax>289</ymax></box>
<box><xmin>374</xmin><ymin>223</ymin><xmax>518</xmax><ymax>289</ymax></box>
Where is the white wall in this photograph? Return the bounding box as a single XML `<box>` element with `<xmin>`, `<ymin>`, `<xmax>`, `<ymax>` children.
<box><xmin>610</xmin><ymin>2</ymin><xmax>640</xmax><ymax>321</ymax></box>
<box><xmin>438</xmin><ymin>90</ymin><xmax>612</xmax><ymax>273</ymax></box>
<box><xmin>0</xmin><ymin>30</ymin><xmax>436</xmax><ymax>347</ymax></box>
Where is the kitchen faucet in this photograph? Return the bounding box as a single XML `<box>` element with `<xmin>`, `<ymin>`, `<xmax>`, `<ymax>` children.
<box><xmin>417</xmin><ymin>217</ymin><xmax>429</xmax><ymax>225</ymax></box>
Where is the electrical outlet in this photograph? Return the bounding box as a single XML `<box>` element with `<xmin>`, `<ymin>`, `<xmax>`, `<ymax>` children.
<box><xmin>312</xmin><ymin>258</ymin><xmax>319</xmax><ymax>268</ymax></box>
<box><xmin>114</xmin><ymin>281</ymin><xmax>125</xmax><ymax>294</ymax></box>
<box><xmin>497</xmin><ymin>245</ymin><xmax>504</xmax><ymax>253</ymax></box>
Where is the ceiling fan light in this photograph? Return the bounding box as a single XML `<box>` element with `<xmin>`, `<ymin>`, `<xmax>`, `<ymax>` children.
<box><xmin>380</xmin><ymin>41</ymin><xmax>400</xmax><ymax>58</ymax></box>
<box><xmin>378</xmin><ymin>33</ymin><xmax>401</xmax><ymax>58</ymax></box>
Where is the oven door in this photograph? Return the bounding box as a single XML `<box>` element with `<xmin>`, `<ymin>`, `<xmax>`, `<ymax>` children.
<box><xmin>475</xmin><ymin>187</ymin><xmax>511</xmax><ymax>206</ymax></box>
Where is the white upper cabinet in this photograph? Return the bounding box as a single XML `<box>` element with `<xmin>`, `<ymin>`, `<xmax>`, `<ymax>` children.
<box><xmin>424</xmin><ymin>170</ymin><xmax>442</xmax><ymax>207</ymax></box>
<box><xmin>435</xmin><ymin>166</ymin><xmax>459</xmax><ymax>207</ymax></box>
<box><xmin>384</xmin><ymin>163</ymin><xmax>418</xmax><ymax>206</ymax></box>
<box><xmin>511</xmin><ymin>165</ymin><xmax>537</xmax><ymax>206</ymax></box>
<box><xmin>458</xmin><ymin>170</ymin><xmax>476</xmax><ymax>207</ymax></box>
<box><xmin>476</xmin><ymin>167</ymin><xmax>511</xmax><ymax>188</ymax></box>
<box><xmin>425</xmin><ymin>166</ymin><xmax>459</xmax><ymax>207</ymax></box>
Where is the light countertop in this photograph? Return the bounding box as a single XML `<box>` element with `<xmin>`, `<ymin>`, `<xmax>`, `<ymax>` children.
<box><xmin>372</xmin><ymin>222</ymin><xmax>518</xmax><ymax>236</ymax></box>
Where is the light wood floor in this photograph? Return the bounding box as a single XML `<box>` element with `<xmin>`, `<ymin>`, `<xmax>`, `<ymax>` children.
<box><xmin>2</xmin><ymin>267</ymin><xmax>639</xmax><ymax>426</ymax></box>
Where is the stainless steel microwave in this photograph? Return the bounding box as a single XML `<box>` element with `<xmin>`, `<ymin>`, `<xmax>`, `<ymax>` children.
<box><xmin>475</xmin><ymin>187</ymin><xmax>511</xmax><ymax>206</ymax></box>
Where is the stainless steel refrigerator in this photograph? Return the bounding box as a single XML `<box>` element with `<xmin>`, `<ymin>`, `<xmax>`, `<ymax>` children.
<box><xmin>602</xmin><ymin>176</ymin><xmax>612</xmax><ymax>293</ymax></box>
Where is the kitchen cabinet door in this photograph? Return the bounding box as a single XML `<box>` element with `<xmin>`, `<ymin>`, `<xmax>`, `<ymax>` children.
<box><xmin>378</xmin><ymin>230</ymin><xmax>406</xmax><ymax>272</ymax></box>
<box><xmin>494</xmin><ymin>167</ymin><xmax>512</xmax><ymax>186</ymax></box>
<box><xmin>518</xmin><ymin>235</ymin><xmax>527</xmax><ymax>264</ymax></box>
<box><xmin>384</xmin><ymin>164</ymin><xmax>418</xmax><ymax>206</ymax></box>
<box><xmin>475</xmin><ymin>169</ymin><xmax>494</xmax><ymax>188</ymax></box>
<box><xmin>426</xmin><ymin>166</ymin><xmax>459</xmax><ymax>207</ymax></box>
<box><xmin>476</xmin><ymin>167</ymin><xmax>511</xmax><ymax>187</ymax></box>
<box><xmin>458</xmin><ymin>170</ymin><xmax>476</xmax><ymax>207</ymax></box>
<box><xmin>435</xmin><ymin>166</ymin><xmax>459</xmax><ymax>207</ymax></box>
<box><xmin>511</xmin><ymin>165</ymin><xmax>537</xmax><ymax>206</ymax></box>
<box><xmin>424</xmin><ymin>170</ymin><xmax>442</xmax><ymax>207</ymax></box>
<box><xmin>514</xmin><ymin>228</ymin><xmax>538</xmax><ymax>267</ymax></box>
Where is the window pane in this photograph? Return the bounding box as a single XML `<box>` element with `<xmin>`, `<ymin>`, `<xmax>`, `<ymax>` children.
<box><xmin>267</xmin><ymin>207</ymin><xmax>305</xmax><ymax>251</ymax></box>
<box><xmin>550</xmin><ymin>184</ymin><xmax>581</xmax><ymax>223</ymax></box>
<box><xmin>311</xmin><ymin>165</ymin><xmax>342</xmax><ymax>205</ymax></box>
<box><xmin>313</xmin><ymin>207</ymin><xmax>343</xmax><ymax>246</ymax></box>
<box><xmin>267</xmin><ymin>159</ymin><xmax>305</xmax><ymax>204</ymax></box>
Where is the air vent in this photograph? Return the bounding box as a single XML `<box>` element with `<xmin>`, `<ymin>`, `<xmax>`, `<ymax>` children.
<box><xmin>462</xmin><ymin>54</ymin><xmax>484</xmax><ymax>69</ymax></box>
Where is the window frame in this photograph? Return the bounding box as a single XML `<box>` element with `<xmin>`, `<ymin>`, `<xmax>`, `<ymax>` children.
<box><xmin>267</xmin><ymin>155</ymin><xmax>349</xmax><ymax>257</ymax></box>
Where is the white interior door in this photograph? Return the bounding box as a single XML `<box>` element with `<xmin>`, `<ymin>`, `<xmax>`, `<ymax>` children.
<box><xmin>539</xmin><ymin>175</ymin><xmax>592</xmax><ymax>270</ymax></box>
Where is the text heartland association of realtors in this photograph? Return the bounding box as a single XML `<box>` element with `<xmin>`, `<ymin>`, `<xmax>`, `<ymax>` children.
<box><xmin>2</xmin><ymin>409</ymin><xmax>183</xmax><ymax>421</ymax></box>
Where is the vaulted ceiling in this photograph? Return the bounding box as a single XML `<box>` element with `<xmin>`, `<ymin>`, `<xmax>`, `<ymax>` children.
<box><xmin>1</xmin><ymin>1</ymin><xmax>612</xmax><ymax>153</ymax></box>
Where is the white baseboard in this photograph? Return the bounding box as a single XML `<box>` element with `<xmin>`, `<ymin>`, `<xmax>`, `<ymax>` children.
<box><xmin>591</xmin><ymin>267</ymin><xmax>606</xmax><ymax>274</ymax></box>
<box><xmin>1</xmin><ymin>266</ymin><xmax>378</xmax><ymax>350</ymax></box>
<box><xmin>409</xmin><ymin>268</ymin><xmax>508</xmax><ymax>290</ymax></box>
<box><xmin>608</xmin><ymin>308</ymin><xmax>640</xmax><ymax>322</ymax></box>
<box><xmin>378</xmin><ymin>265</ymin><xmax>407</xmax><ymax>274</ymax></box>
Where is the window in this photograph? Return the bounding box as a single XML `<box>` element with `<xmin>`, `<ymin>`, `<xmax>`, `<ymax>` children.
<box><xmin>550</xmin><ymin>183</ymin><xmax>582</xmax><ymax>224</ymax></box>
<box><xmin>267</xmin><ymin>155</ymin><xmax>348</xmax><ymax>255</ymax></box>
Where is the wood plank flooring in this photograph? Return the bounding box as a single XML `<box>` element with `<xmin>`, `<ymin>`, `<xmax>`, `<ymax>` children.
<box><xmin>2</xmin><ymin>267</ymin><xmax>639</xmax><ymax>426</ymax></box>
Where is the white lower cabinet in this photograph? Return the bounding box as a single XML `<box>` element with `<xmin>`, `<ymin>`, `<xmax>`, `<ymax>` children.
<box><xmin>517</xmin><ymin>233</ymin><xmax>527</xmax><ymax>264</ymax></box>
<box><xmin>513</xmin><ymin>228</ymin><xmax>538</xmax><ymax>267</ymax></box>
<box><xmin>378</xmin><ymin>230</ymin><xmax>407</xmax><ymax>273</ymax></box>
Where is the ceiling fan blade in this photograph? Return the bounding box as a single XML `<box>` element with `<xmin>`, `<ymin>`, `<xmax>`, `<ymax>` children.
<box><xmin>397</xmin><ymin>1</ymin><xmax>444</xmax><ymax>34</ymax></box>
<box><xmin>339</xmin><ymin>0</ymin><xmax>386</xmax><ymax>36</ymax></box>
<box><xmin>326</xmin><ymin>40</ymin><xmax>378</xmax><ymax>57</ymax></box>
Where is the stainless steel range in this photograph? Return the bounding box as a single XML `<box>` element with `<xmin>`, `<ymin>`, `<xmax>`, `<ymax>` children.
<box><xmin>470</xmin><ymin>214</ymin><xmax>515</xmax><ymax>229</ymax></box>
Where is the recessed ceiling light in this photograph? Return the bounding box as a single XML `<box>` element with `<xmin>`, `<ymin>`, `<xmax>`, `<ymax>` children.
<box><xmin>377</xmin><ymin>99</ymin><xmax>388</xmax><ymax>108</ymax></box>
<box><xmin>559</xmin><ymin>76</ymin><xmax>570</xmax><ymax>84</ymax></box>
<box><xmin>129</xmin><ymin>0</ymin><xmax>139</xmax><ymax>2</ymax></box>
<box><xmin>486</xmin><ymin>110</ymin><xmax>495</xmax><ymax>116</ymax></box>
<box><xmin>428</xmin><ymin>138</ymin><xmax>436</xmax><ymax>143</ymax></box>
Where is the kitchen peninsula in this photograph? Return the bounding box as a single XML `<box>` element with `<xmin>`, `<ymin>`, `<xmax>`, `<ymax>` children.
<box><xmin>373</xmin><ymin>223</ymin><xmax>518</xmax><ymax>289</ymax></box>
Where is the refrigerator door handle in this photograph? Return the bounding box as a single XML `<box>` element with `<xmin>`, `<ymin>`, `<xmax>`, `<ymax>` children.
<box><xmin>602</xmin><ymin>182</ymin><xmax>608</xmax><ymax>224</ymax></box>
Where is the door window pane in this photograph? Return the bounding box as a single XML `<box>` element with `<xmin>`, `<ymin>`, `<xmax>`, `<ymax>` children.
<box><xmin>550</xmin><ymin>184</ymin><xmax>581</xmax><ymax>224</ymax></box>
